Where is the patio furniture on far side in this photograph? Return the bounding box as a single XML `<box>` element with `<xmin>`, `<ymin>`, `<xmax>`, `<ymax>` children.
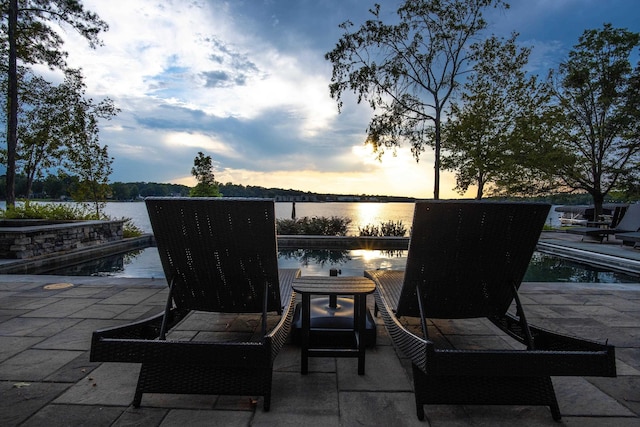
<box><xmin>90</xmin><ymin>197</ymin><xmax>300</xmax><ymax>410</ymax></box>
<box><xmin>367</xmin><ymin>201</ymin><xmax>616</xmax><ymax>421</ymax></box>
<box><xmin>615</xmin><ymin>230</ymin><xmax>640</xmax><ymax>248</ymax></box>
<box><xmin>609</xmin><ymin>205</ymin><xmax>628</xmax><ymax>228</ymax></box>
<box><xmin>567</xmin><ymin>203</ymin><xmax>640</xmax><ymax>242</ymax></box>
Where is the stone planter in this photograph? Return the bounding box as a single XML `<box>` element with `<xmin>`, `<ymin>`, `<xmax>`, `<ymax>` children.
<box><xmin>0</xmin><ymin>219</ymin><xmax>125</xmax><ymax>259</ymax></box>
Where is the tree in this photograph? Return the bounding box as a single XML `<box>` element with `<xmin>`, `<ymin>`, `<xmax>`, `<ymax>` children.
<box><xmin>66</xmin><ymin>138</ymin><xmax>112</xmax><ymax>217</ymax></box>
<box><xmin>492</xmin><ymin>93</ymin><xmax>571</xmax><ymax>198</ymax></box>
<box><xmin>189</xmin><ymin>152</ymin><xmax>221</xmax><ymax>197</ymax></box>
<box><xmin>42</xmin><ymin>172</ymin><xmax>65</xmax><ymax>198</ymax></box>
<box><xmin>8</xmin><ymin>68</ymin><xmax>115</xmax><ymax>199</ymax></box>
<box><xmin>325</xmin><ymin>0</ymin><xmax>508</xmax><ymax>199</ymax></box>
<box><xmin>61</xmin><ymin>72</ymin><xmax>116</xmax><ymax>217</ymax></box>
<box><xmin>1</xmin><ymin>0</ymin><xmax>108</xmax><ymax>207</ymax></box>
<box><xmin>111</xmin><ymin>182</ymin><xmax>132</xmax><ymax>201</ymax></box>
<box><xmin>441</xmin><ymin>34</ymin><xmax>562</xmax><ymax>199</ymax></box>
<box><xmin>549</xmin><ymin>24</ymin><xmax>640</xmax><ymax>217</ymax></box>
<box><xmin>14</xmin><ymin>70</ymin><xmax>65</xmax><ymax>199</ymax></box>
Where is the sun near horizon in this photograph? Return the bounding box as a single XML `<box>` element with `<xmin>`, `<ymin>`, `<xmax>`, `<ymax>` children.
<box><xmin>170</xmin><ymin>145</ymin><xmax>474</xmax><ymax>200</ymax></box>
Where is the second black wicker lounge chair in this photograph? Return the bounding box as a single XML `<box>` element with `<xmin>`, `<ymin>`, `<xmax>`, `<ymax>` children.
<box><xmin>90</xmin><ymin>197</ymin><xmax>300</xmax><ymax>410</ymax></box>
<box><xmin>567</xmin><ymin>203</ymin><xmax>639</xmax><ymax>242</ymax></box>
<box><xmin>366</xmin><ymin>201</ymin><xmax>616</xmax><ymax>421</ymax></box>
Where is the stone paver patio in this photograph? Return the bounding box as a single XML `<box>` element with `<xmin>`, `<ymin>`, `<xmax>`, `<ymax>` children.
<box><xmin>1</xmin><ymin>231</ymin><xmax>639</xmax><ymax>426</ymax></box>
<box><xmin>0</xmin><ymin>272</ymin><xmax>638</xmax><ymax>426</ymax></box>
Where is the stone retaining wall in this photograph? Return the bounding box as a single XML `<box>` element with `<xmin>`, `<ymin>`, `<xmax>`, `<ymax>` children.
<box><xmin>0</xmin><ymin>220</ymin><xmax>125</xmax><ymax>259</ymax></box>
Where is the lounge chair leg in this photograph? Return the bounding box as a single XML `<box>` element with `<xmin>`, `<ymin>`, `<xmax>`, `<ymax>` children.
<box><xmin>545</xmin><ymin>377</ymin><xmax>562</xmax><ymax>421</ymax></box>
<box><xmin>551</xmin><ymin>405</ymin><xmax>561</xmax><ymax>421</ymax></box>
<box><xmin>511</xmin><ymin>282</ymin><xmax>535</xmax><ymax>349</ymax></box>
<box><xmin>412</xmin><ymin>364</ymin><xmax>426</xmax><ymax>421</ymax></box>
<box><xmin>263</xmin><ymin>394</ymin><xmax>271</xmax><ymax>411</ymax></box>
<box><xmin>132</xmin><ymin>389</ymin><xmax>142</xmax><ymax>408</ymax></box>
<box><xmin>133</xmin><ymin>365</ymin><xmax>146</xmax><ymax>408</ymax></box>
<box><xmin>416</xmin><ymin>402</ymin><xmax>425</xmax><ymax>421</ymax></box>
<box><xmin>159</xmin><ymin>279</ymin><xmax>176</xmax><ymax>340</ymax></box>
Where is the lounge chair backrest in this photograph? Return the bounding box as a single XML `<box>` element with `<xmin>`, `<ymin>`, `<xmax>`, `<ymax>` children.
<box><xmin>146</xmin><ymin>197</ymin><xmax>282</xmax><ymax>314</ymax></box>
<box><xmin>398</xmin><ymin>201</ymin><xmax>550</xmax><ymax>319</ymax></box>
<box><xmin>613</xmin><ymin>203</ymin><xmax>640</xmax><ymax>232</ymax></box>
<box><xmin>610</xmin><ymin>206</ymin><xmax>626</xmax><ymax>228</ymax></box>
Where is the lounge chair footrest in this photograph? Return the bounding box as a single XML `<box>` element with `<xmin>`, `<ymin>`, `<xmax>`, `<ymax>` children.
<box><xmin>412</xmin><ymin>365</ymin><xmax>561</xmax><ymax>421</ymax></box>
<box><xmin>134</xmin><ymin>363</ymin><xmax>273</xmax><ymax>402</ymax></box>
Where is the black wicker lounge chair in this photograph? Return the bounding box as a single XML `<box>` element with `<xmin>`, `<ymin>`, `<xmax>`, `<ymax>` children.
<box><xmin>366</xmin><ymin>201</ymin><xmax>616</xmax><ymax>421</ymax></box>
<box><xmin>609</xmin><ymin>205</ymin><xmax>628</xmax><ymax>228</ymax></box>
<box><xmin>615</xmin><ymin>230</ymin><xmax>640</xmax><ymax>247</ymax></box>
<box><xmin>90</xmin><ymin>197</ymin><xmax>300</xmax><ymax>410</ymax></box>
<box><xmin>567</xmin><ymin>203</ymin><xmax>639</xmax><ymax>242</ymax></box>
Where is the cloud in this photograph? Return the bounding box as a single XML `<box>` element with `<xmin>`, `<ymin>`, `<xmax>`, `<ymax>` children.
<box><xmin>38</xmin><ymin>0</ymin><xmax>639</xmax><ymax>200</ymax></box>
<box><xmin>49</xmin><ymin>0</ymin><xmax>385</xmax><ymax>192</ymax></box>
<box><xmin>201</xmin><ymin>70</ymin><xmax>233</xmax><ymax>87</ymax></box>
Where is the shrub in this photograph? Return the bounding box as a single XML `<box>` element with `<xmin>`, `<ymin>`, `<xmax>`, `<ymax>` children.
<box><xmin>358</xmin><ymin>224</ymin><xmax>380</xmax><ymax>237</ymax></box>
<box><xmin>276</xmin><ymin>216</ymin><xmax>352</xmax><ymax>236</ymax></box>
<box><xmin>121</xmin><ymin>218</ymin><xmax>144</xmax><ymax>238</ymax></box>
<box><xmin>1</xmin><ymin>201</ymin><xmax>94</xmax><ymax>220</ymax></box>
<box><xmin>380</xmin><ymin>220</ymin><xmax>407</xmax><ymax>236</ymax></box>
<box><xmin>276</xmin><ymin>218</ymin><xmax>302</xmax><ymax>235</ymax></box>
<box><xmin>359</xmin><ymin>220</ymin><xmax>407</xmax><ymax>237</ymax></box>
<box><xmin>1</xmin><ymin>201</ymin><xmax>143</xmax><ymax>238</ymax></box>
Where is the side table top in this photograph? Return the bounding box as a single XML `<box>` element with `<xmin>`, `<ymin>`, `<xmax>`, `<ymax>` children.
<box><xmin>292</xmin><ymin>276</ymin><xmax>375</xmax><ymax>295</ymax></box>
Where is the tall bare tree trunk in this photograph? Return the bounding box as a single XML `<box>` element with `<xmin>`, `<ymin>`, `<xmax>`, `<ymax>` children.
<box><xmin>433</xmin><ymin>115</ymin><xmax>441</xmax><ymax>200</ymax></box>
<box><xmin>476</xmin><ymin>182</ymin><xmax>484</xmax><ymax>200</ymax></box>
<box><xmin>6</xmin><ymin>0</ymin><xmax>19</xmax><ymax>208</ymax></box>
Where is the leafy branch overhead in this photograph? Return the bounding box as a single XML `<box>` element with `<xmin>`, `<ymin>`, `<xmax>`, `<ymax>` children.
<box><xmin>2</xmin><ymin>0</ymin><xmax>111</xmax><ymax>208</ymax></box>
<box><xmin>549</xmin><ymin>24</ymin><xmax>640</xmax><ymax>216</ymax></box>
<box><xmin>440</xmin><ymin>33</ymin><xmax>565</xmax><ymax>199</ymax></box>
<box><xmin>440</xmin><ymin>23</ymin><xmax>640</xmax><ymax>213</ymax></box>
<box><xmin>325</xmin><ymin>0</ymin><xmax>509</xmax><ymax>199</ymax></box>
<box><xmin>326</xmin><ymin>1</ymin><xmax>639</xmax><ymax>212</ymax></box>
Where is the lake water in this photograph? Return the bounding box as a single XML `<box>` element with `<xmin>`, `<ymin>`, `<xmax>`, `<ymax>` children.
<box><xmin>103</xmin><ymin>201</ymin><xmax>417</xmax><ymax>235</ymax></box>
<box><xmin>1</xmin><ymin>200</ymin><xmax>563</xmax><ymax>233</ymax></box>
<box><xmin>100</xmin><ymin>200</ymin><xmax>563</xmax><ymax>234</ymax></box>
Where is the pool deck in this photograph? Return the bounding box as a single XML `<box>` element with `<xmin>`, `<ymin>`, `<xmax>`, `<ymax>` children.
<box><xmin>1</xmin><ymin>232</ymin><xmax>639</xmax><ymax>426</ymax></box>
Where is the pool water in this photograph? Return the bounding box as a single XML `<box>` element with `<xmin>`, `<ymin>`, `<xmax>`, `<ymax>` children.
<box><xmin>44</xmin><ymin>247</ymin><xmax>640</xmax><ymax>284</ymax></box>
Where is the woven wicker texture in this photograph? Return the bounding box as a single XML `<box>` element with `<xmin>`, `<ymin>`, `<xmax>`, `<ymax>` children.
<box><xmin>366</xmin><ymin>201</ymin><xmax>616</xmax><ymax>421</ymax></box>
<box><xmin>146</xmin><ymin>197</ymin><xmax>283</xmax><ymax>313</ymax></box>
<box><xmin>400</xmin><ymin>201</ymin><xmax>549</xmax><ymax>318</ymax></box>
<box><xmin>90</xmin><ymin>198</ymin><xmax>300</xmax><ymax>410</ymax></box>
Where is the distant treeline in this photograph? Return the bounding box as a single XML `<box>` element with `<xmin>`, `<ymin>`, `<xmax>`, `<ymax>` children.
<box><xmin>109</xmin><ymin>181</ymin><xmax>415</xmax><ymax>202</ymax></box>
<box><xmin>1</xmin><ymin>174</ymin><xmax>636</xmax><ymax>204</ymax></box>
<box><xmin>108</xmin><ymin>181</ymin><xmax>416</xmax><ymax>202</ymax></box>
<box><xmin>0</xmin><ymin>174</ymin><xmax>414</xmax><ymax>202</ymax></box>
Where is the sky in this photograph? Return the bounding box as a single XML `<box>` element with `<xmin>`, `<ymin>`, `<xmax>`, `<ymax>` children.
<box><xmin>32</xmin><ymin>0</ymin><xmax>640</xmax><ymax>199</ymax></box>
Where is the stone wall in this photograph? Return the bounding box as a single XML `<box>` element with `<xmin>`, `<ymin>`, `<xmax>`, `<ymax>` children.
<box><xmin>0</xmin><ymin>220</ymin><xmax>125</xmax><ymax>259</ymax></box>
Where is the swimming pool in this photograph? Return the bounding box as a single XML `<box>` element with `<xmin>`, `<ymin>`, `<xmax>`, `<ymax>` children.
<box><xmin>44</xmin><ymin>247</ymin><xmax>640</xmax><ymax>284</ymax></box>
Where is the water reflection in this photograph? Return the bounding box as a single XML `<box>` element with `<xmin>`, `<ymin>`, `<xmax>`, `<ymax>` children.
<box><xmin>279</xmin><ymin>249</ymin><xmax>351</xmax><ymax>268</ymax></box>
<box><xmin>45</xmin><ymin>250</ymin><xmax>144</xmax><ymax>276</ymax></box>
<box><xmin>523</xmin><ymin>252</ymin><xmax>638</xmax><ymax>283</ymax></box>
<box><xmin>42</xmin><ymin>247</ymin><xmax>639</xmax><ymax>284</ymax></box>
